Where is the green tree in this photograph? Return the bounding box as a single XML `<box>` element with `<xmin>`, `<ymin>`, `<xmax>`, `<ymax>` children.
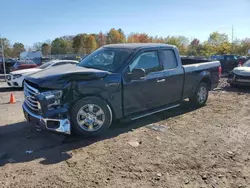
<box><xmin>207</xmin><ymin>32</ymin><xmax>229</xmax><ymax>54</ymax></box>
<box><xmin>152</xmin><ymin>36</ymin><xmax>164</xmax><ymax>43</ymax></box>
<box><xmin>198</xmin><ymin>42</ymin><xmax>214</xmax><ymax>57</ymax></box>
<box><xmin>97</xmin><ymin>31</ymin><xmax>106</xmax><ymax>47</ymax></box>
<box><xmin>73</xmin><ymin>34</ymin><xmax>88</xmax><ymax>53</ymax></box>
<box><xmin>12</xmin><ymin>42</ymin><xmax>25</xmax><ymax>57</ymax></box>
<box><xmin>118</xmin><ymin>28</ymin><xmax>126</xmax><ymax>43</ymax></box>
<box><xmin>165</xmin><ymin>36</ymin><xmax>189</xmax><ymax>55</ymax></box>
<box><xmin>217</xmin><ymin>41</ymin><xmax>231</xmax><ymax>54</ymax></box>
<box><xmin>127</xmin><ymin>33</ymin><xmax>152</xmax><ymax>43</ymax></box>
<box><xmin>51</xmin><ymin>38</ymin><xmax>67</xmax><ymax>54</ymax></box>
<box><xmin>85</xmin><ymin>35</ymin><xmax>97</xmax><ymax>54</ymax></box>
<box><xmin>60</xmin><ymin>35</ymin><xmax>74</xmax><ymax>54</ymax></box>
<box><xmin>240</xmin><ymin>38</ymin><xmax>250</xmax><ymax>55</ymax></box>
<box><xmin>33</xmin><ymin>42</ymin><xmax>43</xmax><ymax>51</ymax></box>
<box><xmin>0</xmin><ymin>38</ymin><xmax>12</xmax><ymax>57</ymax></box>
<box><xmin>41</xmin><ymin>43</ymin><xmax>51</xmax><ymax>56</ymax></box>
<box><xmin>187</xmin><ymin>38</ymin><xmax>200</xmax><ymax>56</ymax></box>
<box><xmin>208</xmin><ymin>32</ymin><xmax>229</xmax><ymax>46</ymax></box>
<box><xmin>106</xmin><ymin>28</ymin><xmax>126</xmax><ymax>44</ymax></box>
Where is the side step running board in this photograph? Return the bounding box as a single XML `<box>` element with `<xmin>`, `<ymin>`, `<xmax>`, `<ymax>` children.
<box><xmin>129</xmin><ymin>104</ymin><xmax>180</xmax><ymax>121</ymax></box>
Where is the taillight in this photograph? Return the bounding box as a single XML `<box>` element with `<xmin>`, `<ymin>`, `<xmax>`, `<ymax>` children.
<box><xmin>238</xmin><ymin>60</ymin><xmax>243</xmax><ymax>67</ymax></box>
<box><xmin>218</xmin><ymin>66</ymin><xmax>222</xmax><ymax>77</ymax></box>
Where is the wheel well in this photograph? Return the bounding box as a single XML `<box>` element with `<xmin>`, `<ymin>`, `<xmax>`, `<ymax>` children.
<box><xmin>200</xmin><ymin>77</ymin><xmax>211</xmax><ymax>90</ymax></box>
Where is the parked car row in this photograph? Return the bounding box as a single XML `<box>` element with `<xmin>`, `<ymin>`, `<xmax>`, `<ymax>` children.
<box><xmin>0</xmin><ymin>58</ymin><xmax>16</xmax><ymax>73</ymax></box>
<box><xmin>22</xmin><ymin>43</ymin><xmax>221</xmax><ymax>137</ymax></box>
<box><xmin>0</xmin><ymin>57</ymin><xmax>53</xmax><ymax>73</ymax></box>
<box><xmin>7</xmin><ymin>60</ymin><xmax>79</xmax><ymax>87</ymax></box>
<box><xmin>211</xmin><ymin>55</ymin><xmax>250</xmax><ymax>73</ymax></box>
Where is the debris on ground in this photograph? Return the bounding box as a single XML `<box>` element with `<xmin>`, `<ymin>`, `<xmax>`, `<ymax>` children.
<box><xmin>201</xmin><ymin>174</ymin><xmax>208</xmax><ymax>180</ymax></box>
<box><xmin>218</xmin><ymin>174</ymin><xmax>223</xmax><ymax>178</ymax></box>
<box><xmin>156</xmin><ymin>136</ymin><xmax>161</xmax><ymax>141</ymax></box>
<box><xmin>145</xmin><ymin>123</ymin><xmax>168</xmax><ymax>132</ymax></box>
<box><xmin>65</xmin><ymin>160</ymin><xmax>77</xmax><ymax>167</ymax></box>
<box><xmin>157</xmin><ymin>173</ymin><xmax>162</xmax><ymax>177</ymax></box>
<box><xmin>128</xmin><ymin>141</ymin><xmax>140</xmax><ymax>147</ymax></box>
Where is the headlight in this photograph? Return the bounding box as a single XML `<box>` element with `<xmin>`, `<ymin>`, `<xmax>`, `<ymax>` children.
<box><xmin>42</xmin><ymin>90</ymin><xmax>63</xmax><ymax>100</ymax></box>
<box><xmin>13</xmin><ymin>74</ymin><xmax>22</xmax><ymax>79</ymax></box>
<box><xmin>41</xmin><ymin>90</ymin><xmax>63</xmax><ymax>109</ymax></box>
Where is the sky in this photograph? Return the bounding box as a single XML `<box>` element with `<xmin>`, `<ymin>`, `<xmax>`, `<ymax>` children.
<box><xmin>1</xmin><ymin>0</ymin><xmax>250</xmax><ymax>46</ymax></box>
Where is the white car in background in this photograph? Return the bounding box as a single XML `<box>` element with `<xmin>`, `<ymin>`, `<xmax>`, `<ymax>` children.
<box><xmin>228</xmin><ymin>59</ymin><xmax>250</xmax><ymax>87</ymax></box>
<box><xmin>7</xmin><ymin>60</ymin><xmax>79</xmax><ymax>88</ymax></box>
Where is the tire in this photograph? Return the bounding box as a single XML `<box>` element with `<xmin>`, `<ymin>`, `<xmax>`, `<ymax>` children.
<box><xmin>189</xmin><ymin>82</ymin><xmax>209</xmax><ymax>107</ymax></box>
<box><xmin>71</xmin><ymin>96</ymin><xmax>113</xmax><ymax>136</ymax></box>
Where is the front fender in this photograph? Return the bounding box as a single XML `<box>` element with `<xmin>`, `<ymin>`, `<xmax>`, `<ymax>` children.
<box><xmin>70</xmin><ymin>75</ymin><xmax>123</xmax><ymax>119</ymax></box>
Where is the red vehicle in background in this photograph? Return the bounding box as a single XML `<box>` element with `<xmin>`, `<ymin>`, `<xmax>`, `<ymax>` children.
<box><xmin>10</xmin><ymin>60</ymin><xmax>38</xmax><ymax>72</ymax></box>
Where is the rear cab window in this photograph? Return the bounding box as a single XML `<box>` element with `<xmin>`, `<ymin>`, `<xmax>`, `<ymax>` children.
<box><xmin>160</xmin><ymin>49</ymin><xmax>178</xmax><ymax>70</ymax></box>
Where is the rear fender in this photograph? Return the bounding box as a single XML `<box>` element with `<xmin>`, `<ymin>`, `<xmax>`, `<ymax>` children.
<box><xmin>192</xmin><ymin>70</ymin><xmax>212</xmax><ymax>96</ymax></box>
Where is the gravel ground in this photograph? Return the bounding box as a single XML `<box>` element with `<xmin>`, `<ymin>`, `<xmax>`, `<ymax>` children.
<box><xmin>0</xmin><ymin>78</ymin><xmax>250</xmax><ymax>188</ymax></box>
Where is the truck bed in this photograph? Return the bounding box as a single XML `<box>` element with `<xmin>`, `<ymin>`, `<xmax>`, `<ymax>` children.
<box><xmin>182</xmin><ymin>61</ymin><xmax>221</xmax><ymax>99</ymax></box>
<box><xmin>181</xmin><ymin>57</ymin><xmax>213</xmax><ymax>65</ymax></box>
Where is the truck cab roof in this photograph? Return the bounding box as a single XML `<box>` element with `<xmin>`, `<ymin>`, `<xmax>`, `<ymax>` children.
<box><xmin>103</xmin><ymin>43</ymin><xmax>176</xmax><ymax>50</ymax></box>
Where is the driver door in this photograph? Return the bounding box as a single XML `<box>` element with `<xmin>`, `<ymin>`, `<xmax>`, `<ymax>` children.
<box><xmin>123</xmin><ymin>50</ymin><xmax>166</xmax><ymax>115</ymax></box>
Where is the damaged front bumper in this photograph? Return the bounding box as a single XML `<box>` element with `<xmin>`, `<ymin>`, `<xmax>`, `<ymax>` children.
<box><xmin>228</xmin><ymin>74</ymin><xmax>250</xmax><ymax>86</ymax></box>
<box><xmin>22</xmin><ymin>103</ymin><xmax>71</xmax><ymax>134</ymax></box>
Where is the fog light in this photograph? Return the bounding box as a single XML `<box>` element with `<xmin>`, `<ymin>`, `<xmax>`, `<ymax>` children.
<box><xmin>37</xmin><ymin>101</ymin><xmax>41</xmax><ymax>110</ymax></box>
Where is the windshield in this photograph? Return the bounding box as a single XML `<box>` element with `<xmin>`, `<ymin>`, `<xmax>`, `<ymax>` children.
<box><xmin>39</xmin><ymin>61</ymin><xmax>53</xmax><ymax>69</ymax></box>
<box><xmin>243</xmin><ymin>59</ymin><xmax>250</xmax><ymax>67</ymax></box>
<box><xmin>78</xmin><ymin>48</ymin><xmax>134</xmax><ymax>72</ymax></box>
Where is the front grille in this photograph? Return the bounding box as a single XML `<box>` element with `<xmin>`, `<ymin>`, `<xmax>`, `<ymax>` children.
<box><xmin>24</xmin><ymin>82</ymin><xmax>40</xmax><ymax>113</ymax></box>
<box><xmin>235</xmin><ymin>75</ymin><xmax>250</xmax><ymax>80</ymax></box>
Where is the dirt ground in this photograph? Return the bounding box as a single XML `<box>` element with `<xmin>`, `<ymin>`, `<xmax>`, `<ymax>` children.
<box><xmin>0</xmin><ymin>78</ymin><xmax>250</xmax><ymax>188</ymax></box>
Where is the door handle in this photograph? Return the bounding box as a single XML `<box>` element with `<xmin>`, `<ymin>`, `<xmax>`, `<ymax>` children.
<box><xmin>157</xmin><ymin>79</ymin><xmax>165</xmax><ymax>83</ymax></box>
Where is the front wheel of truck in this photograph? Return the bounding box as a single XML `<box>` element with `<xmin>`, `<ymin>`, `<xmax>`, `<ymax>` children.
<box><xmin>189</xmin><ymin>82</ymin><xmax>209</xmax><ymax>107</ymax></box>
<box><xmin>71</xmin><ymin>97</ymin><xmax>113</xmax><ymax>137</ymax></box>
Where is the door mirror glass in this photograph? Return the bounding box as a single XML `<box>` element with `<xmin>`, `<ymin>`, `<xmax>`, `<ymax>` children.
<box><xmin>131</xmin><ymin>68</ymin><xmax>146</xmax><ymax>80</ymax></box>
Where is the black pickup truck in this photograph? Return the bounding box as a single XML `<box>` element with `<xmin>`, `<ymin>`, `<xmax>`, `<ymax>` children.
<box><xmin>23</xmin><ymin>44</ymin><xmax>221</xmax><ymax>136</ymax></box>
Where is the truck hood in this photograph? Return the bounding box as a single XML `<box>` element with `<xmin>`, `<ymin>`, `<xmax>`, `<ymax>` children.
<box><xmin>25</xmin><ymin>64</ymin><xmax>109</xmax><ymax>89</ymax></box>
<box><xmin>233</xmin><ymin>67</ymin><xmax>250</xmax><ymax>76</ymax></box>
<box><xmin>11</xmin><ymin>68</ymin><xmax>42</xmax><ymax>75</ymax></box>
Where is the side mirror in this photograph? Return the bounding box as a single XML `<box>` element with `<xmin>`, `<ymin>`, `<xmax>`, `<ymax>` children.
<box><xmin>131</xmin><ymin>68</ymin><xmax>146</xmax><ymax>80</ymax></box>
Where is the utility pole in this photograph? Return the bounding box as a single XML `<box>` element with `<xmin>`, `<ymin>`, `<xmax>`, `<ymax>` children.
<box><xmin>231</xmin><ymin>25</ymin><xmax>234</xmax><ymax>53</ymax></box>
<box><xmin>0</xmin><ymin>34</ymin><xmax>6</xmax><ymax>81</ymax></box>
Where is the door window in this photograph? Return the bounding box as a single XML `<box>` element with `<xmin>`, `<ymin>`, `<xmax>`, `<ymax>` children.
<box><xmin>129</xmin><ymin>51</ymin><xmax>161</xmax><ymax>74</ymax></box>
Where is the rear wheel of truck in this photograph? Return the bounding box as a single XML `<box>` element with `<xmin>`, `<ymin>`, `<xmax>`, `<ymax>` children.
<box><xmin>189</xmin><ymin>82</ymin><xmax>209</xmax><ymax>107</ymax></box>
<box><xmin>71</xmin><ymin>97</ymin><xmax>113</xmax><ymax>137</ymax></box>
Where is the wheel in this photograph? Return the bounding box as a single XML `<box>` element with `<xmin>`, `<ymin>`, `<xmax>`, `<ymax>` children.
<box><xmin>189</xmin><ymin>82</ymin><xmax>209</xmax><ymax>106</ymax></box>
<box><xmin>71</xmin><ymin>97</ymin><xmax>113</xmax><ymax>136</ymax></box>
